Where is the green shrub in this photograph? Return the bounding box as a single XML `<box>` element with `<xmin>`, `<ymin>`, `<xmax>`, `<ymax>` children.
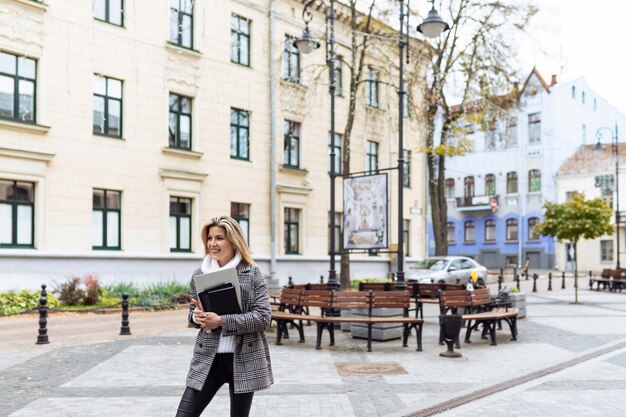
<box><xmin>350</xmin><ymin>277</ymin><xmax>392</xmax><ymax>290</ymax></box>
<box><xmin>55</xmin><ymin>276</ymin><xmax>86</xmax><ymax>305</ymax></box>
<box><xmin>0</xmin><ymin>289</ymin><xmax>59</xmax><ymax>316</ymax></box>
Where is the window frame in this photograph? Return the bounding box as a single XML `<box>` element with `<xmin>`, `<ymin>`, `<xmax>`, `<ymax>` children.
<box><xmin>446</xmin><ymin>222</ymin><xmax>455</xmax><ymax>244</ymax></box>
<box><xmin>464</xmin><ymin>176</ymin><xmax>475</xmax><ymax>198</ymax></box>
<box><xmin>366</xmin><ymin>140</ymin><xmax>379</xmax><ymax>173</ymax></box>
<box><xmin>93</xmin><ymin>0</ymin><xmax>124</xmax><ymax>26</ymax></box>
<box><xmin>528</xmin><ymin>169</ymin><xmax>541</xmax><ymax>192</ymax></box>
<box><xmin>528</xmin><ymin>217</ymin><xmax>540</xmax><ymax>241</ymax></box>
<box><xmin>0</xmin><ymin>51</ymin><xmax>37</xmax><ymax>124</ymax></box>
<box><xmin>528</xmin><ymin>112</ymin><xmax>541</xmax><ymax>144</ymax></box>
<box><xmin>169</xmin><ymin>0</ymin><xmax>194</xmax><ymax>49</ymax></box>
<box><xmin>169</xmin><ymin>196</ymin><xmax>192</xmax><ymax>252</ymax></box>
<box><xmin>601</xmin><ymin>240</ymin><xmax>614</xmax><ymax>262</ymax></box>
<box><xmin>464</xmin><ymin>220</ymin><xmax>475</xmax><ymax>243</ymax></box>
<box><xmin>93</xmin><ymin>74</ymin><xmax>123</xmax><ymax>138</ymax></box>
<box><xmin>282</xmin><ymin>35</ymin><xmax>300</xmax><ymax>83</ymax></box>
<box><xmin>230</xmin><ymin>107</ymin><xmax>250</xmax><ymax>160</ymax></box>
<box><xmin>284</xmin><ymin>207</ymin><xmax>300</xmax><ymax>254</ymax></box>
<box><xmin>366</xmin><ymin>66</ymin><xmax>379</xmax><ymax>108</ymax></box>
<box><xmin>168</xmin><ymin>93</ymin><xmax>192</xmax><ymax>150</ymax></box>
<box><xmin>92</xmin><ymin>188</ymin><xmax>121</xmax><ymax>250</ymax></box>
<box><xmin>507</xmin><ymin>172</ymin><xmax>518</xmax><ymax>194</ymax></box>
<box><xmin>485</xmin><ymin>174</ymin><xmax>496</xmax><ymax>195</ymax></box>
<box><xmin>230</xmin><ymin>14</ymin><xmax>251</xmax><ymax>67</ymax></box>
<box><xmin>283</xmin><ymin>119</ymin><xmax>300</xmax><ymax>168</ymax></box>
<box><xmin>328</xmin><ymin>132</ymin><xmax>342</xmax><ymax>175</ymax></box>
<box><xmin>231</xmin><ymin>202</ymin><xmax>251</xmax><ymax>245</ymax></box>
<box><xmin>403</xmin><ymin>149</ymin><xmax>411</xmax><ymax>188</ymax></box>
<box><xmin>445</xmin><ymin>178</ymin><xmax>455</xmax><ymax>199</ymax></box>
<box><xmin>485</xmin><ymin>219</ymin><xmax>496</xmax><ymax>242</ymax></box>
<box><xmin>506</xmin><ymin>218</ymin><xmax>518</xmax><ymax>242</ymax></box>
<box><xmin>328</xmin><ymin>211</ymin><xmax>342</xmax><ymax>254</ymax></box>
<box><xmin>0</xmin><ymin>179</ymin><xmax>35</xmax><ymax>248</ymax></box>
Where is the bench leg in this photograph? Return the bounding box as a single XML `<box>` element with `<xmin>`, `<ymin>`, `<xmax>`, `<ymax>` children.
<box><xmin>275</xmin><ymin>321</ymin><xmax>284</xmax><ymax>345</ymax></box>
<box><xmin>315</xmin><ymin>323</ymin><xmax>324</xmax><ymax>350</ymax></box>
<box><xmin>402</xmin><ymin>324</ymin><xmax>409</xmax><ymax>348</ymax></box>
<box><xmin>506</xmin><ymin>317</ymin><xmax>518</xmax><ymax>341</ymax></box>
<box><xmin>329</xmin><ymin>324</ymin><xmax>335</xmax><ymax>346</ymax></box>
<box><xmin>416</xmin><ymin>324</ymin><xmax>423</xmax><ymax>352</ymax></box>
<box><xmin>487</xmin><ymin>321</ymin><xmax>497</xmax><ymax>346</ymax></box>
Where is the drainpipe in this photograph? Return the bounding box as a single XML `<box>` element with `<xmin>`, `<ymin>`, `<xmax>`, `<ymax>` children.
<box><xmin>269</xmin><ymin>0</ymin><xmax>277</xmax><ymax>278</ymax></box>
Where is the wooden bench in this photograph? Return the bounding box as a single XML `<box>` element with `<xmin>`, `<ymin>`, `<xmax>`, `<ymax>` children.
<box><xmin>590</xmin><ymin>270</ymin><xmax>626</xmax><ymax>292</ymax></box>
<box><xmin>439</xmin><ymin>288</ymin><xmax>518</xmax><ymax>346</ymax></box>
<box><xmin>271</xmin><ymin>289</ymin><xmax>424</xmax><ymax>352</ymax></box>
<box><xmin>414</xmin><ymin>282</ymin><xmax>465</xmax><ymax>318</ymax></box>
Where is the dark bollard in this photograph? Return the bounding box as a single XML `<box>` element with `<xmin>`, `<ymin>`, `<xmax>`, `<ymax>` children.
<box><xmin>288</xmin><ymin>276</ymin><xmax>293</xmax><ymax>287</ymax></box>
<box><xmin>524</xmin><ymin>271</ymin><xmax>529</xmax><ymax>281</ymax></box>
<box><xmin>120</xmin><ymin>293</ymin><xmax>131</xmax><ymax>336</ymax></box>
<box><xmin>36</xmin><ymin>284</ymin><xmax>50</xmax><ymax>345</ymax></box>
<box><xmin>561</xmin><ymin>271</ymin><xmax>566</xmax><ymax>290</ymax></box>
<box><xmin>516</xmin><ymin>275</ymin><xmax>520</xmax><ymax>290</ymax></box>
<box><xmin>439</xmin><ymin>315</ymin><xmax>463</xmax><ymax>358</ymax></box>
<box><xmin>456</xmin><ymin>277</ymin><xmax>461</xmax><ymax>285</ymax></box>
<box><xmin>588</xmin><ymin>271</ymin><xmax>593</xmax><ymax>290</ymax></box>
<box><xmin>548</xmin><ymin>272</ymin><xmax>553</xmax><ymax>291</ymax></box>
<box><xmin>532</xmin><ymin>273</ymin><xmax>538</xmax><ymax>293</ymax></box>
<box><xmin>497</xmin><ymin>275</ymin><xmax>503</xmax><ymax>291</ymax></box>
<box><xmin>500</xmin><ymin>267</ymin><xmax>504</xmax><ymax>278</ymax></box>
<box><xmin>320</xmin><ymin>275</ymin><xmax>324</xmax><ymax>284</ymax></box>
<box><xmin>513</xmin><ymin>267</ymin><xmax>517</xmax><ymax>281</ymax></box>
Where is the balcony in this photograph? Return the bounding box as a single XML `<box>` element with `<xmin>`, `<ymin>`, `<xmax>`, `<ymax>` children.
<box><xmin>455</xmin><ymin>195</ymin><xmax>498</xmax><ymax>212</ymax></box>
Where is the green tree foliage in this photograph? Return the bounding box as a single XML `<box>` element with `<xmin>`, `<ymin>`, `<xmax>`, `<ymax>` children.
<box><xmin>535</xmin><ymin>193</ymin><xmax>613</xmax><ymax>303</ymax></box>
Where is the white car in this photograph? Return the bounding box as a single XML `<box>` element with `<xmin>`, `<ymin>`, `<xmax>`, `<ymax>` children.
<box><xmin>407</xmin><ymin>256</ymin><xmax>487</xmax><ymax>286</ymax></box>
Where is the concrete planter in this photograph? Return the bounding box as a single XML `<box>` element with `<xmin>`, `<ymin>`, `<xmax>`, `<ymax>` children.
<box><xmin>350</xmin><ymin>308</ymin><xmax>404</xmax><ymax>341</ymax></box>
<box><xmin>509</xmin><ymin>292</ymin><xmax>527</xmax><ymax>319</ymax></box>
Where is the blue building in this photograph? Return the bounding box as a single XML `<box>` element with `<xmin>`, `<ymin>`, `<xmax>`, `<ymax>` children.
<box><xmin>429</xmin><ymin>68</ymin><xmax>626</xmax><ymax>269</ymax></box>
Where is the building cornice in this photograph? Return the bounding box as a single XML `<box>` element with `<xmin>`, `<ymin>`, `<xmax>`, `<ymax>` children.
<box><xmin>159</xmin><ymin>168</ymin><xmax>208</xmax><ymax>182</ymax></box>
<box><xmin>0</xmin><ymin>146</ymin><xmax>55</xmax><ymax>162</ymax></box>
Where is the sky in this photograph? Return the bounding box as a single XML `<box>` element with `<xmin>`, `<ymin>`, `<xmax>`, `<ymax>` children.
<box><xmin>521</xmin><ymin>0</ymin><xmax>626</xmax><ymax>114</ymax></box>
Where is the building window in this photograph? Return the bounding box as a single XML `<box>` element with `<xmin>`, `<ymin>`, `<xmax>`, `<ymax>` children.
<box><xmin>0</xmin><ymin>180</ymin><xmax>34</xmax><ymax>248</ymax></box>
<box><xmin>464</xmin><ymin>221</ymin><xmax>475</xmax><ymax>243</ymax></box>
<box><xmin>528</xmin><ymin>169</ymin><xmax>541</xmax><ymax>192</ymax></box>
<box><xmin>168</xmin><ymin>93</ymin><xmax>192</xmax><ymax>150</ymax></box>
<box><xmin>464</xmin><ymin>176</ymin><xmax>475</xmax><ymax>198</ymax></box>
<box><xmin>506</xmin><ymin>218</ymin><xmax>518</xmax><ymax>241</ymax></box>
<box><xmin>333</xmin><ymin>56</ymin><xmax>342</xmax><ymax>96</ymax></box>
<box><xmin>230</xmin><ymin>108</ymin><xmax>250</xmax><ymax>160</ymax></box>
<box><xmin>366</xmin><ymin>67</ymin><xmax>379</xmax><ymax>108</ymax></box>
<box><xmin>506</xmin><ymin>118</ymin><xmax>518</xmax><ymax>147</ymax></box>
<box><xmin>403</xmin><ymin>149</ymin><xmax>411</xmax><ymax>187</ymax></box>
<box><xmin>94</xmin><ymin>0</ymin><xmax>123</xmax><ymax>26</ymax></box>
<box><xmin>403</xmin><ymin>219</ymin><xmax>410</xmax><ymax>256</ymax></box>
<box><xmin>0</xmin><ymin>52</ymin><xmax>36</xmax><ymax>123</ymax></box>
<box><xmin>445</xmin><ymin>178</ymin><xmax>455</xmax><ymax>199</ymax></box>
<box><xmin>283</xmin><ymin>120</ymin><xmax>300</xmax><ymax>168</ymax></box>
<box><xmin>528</xmin><ymin>217</ymin><xmax>540</xmax><ymax>241</ymax></box>
<box><xmin>507</xmin><ymin>172</ymin><xmax>518</xmax><ymax>194</ymax></box>
<box><xmin>92</xmin><ymin>189</ymin><xmax>121</xmax><ymax>250</ymax></box>
<box><xmin>169</xmin><ymin>0</ymin><xmax>194</xmax><ymax>49</ymax></box>
<box><xmin>582</xmin><ymin>91</ymin><xmax>586</xmax><ymax>104</ymax></box>
<box><xmin>528</xmin><ymin>112</ymin><xmax>541</xmax><ymax>144</ymax></box>
<box><xmin>231</xmin><ymin>14</ymin><xmax>250</xmax><ymax>66</ymax></box>
<box><xmin>447</xmin><ymin>222</ymin><xmax>455</xmax><ymax>243</ymax></box>
<box><xmin>582</xmin><ymin>124</ymin><xmax>587</xmax><ymax>143</ymax></box>
<box><xmin>485</xmin><ymin>174</ymin><xmax>496</xmax><ymax>195</ymax></box>
<box><xmin>485</xmin><ymin>129</ymin><xmax>496</xmax><ymax>151</ymax></box>
<box><xmin>485</xmin><ymin>219</ymin><xmax>495</xmax><ymax>242</ymax></box>
<box><xmin>328</xmin><ymin>211</ymin><xmax>342</xmax><ymax>253</ymax></box>
<box><xmin>93</xmin><ymin>75</ymin><xmax>122</xmax><ymax>137</ymax></box>
<box><xmin>366</xmin><ymin>140</ymin><xmax>378</xmax><ymax>173</ymax></box>
<box><xmin>231</xmin><ymin>202</ymin><xmax>250</xmax><ymax>244</ymax></box>
<box><xmin>601</xmin><ymin>240</ymin><xmax>614</xmax><ymax>262</ymax></box>
<box><xmin>169</xmin><ymin>197</ymin><xmax>191</xmax><ymax>252</ymax></box>
<box><xmin>328</xmin><ymin>132</ymin><xmax>342</xmax><ymax>175</ymax></box>
<box><xmin>594</xmin><ymin>98</ymin><xmax>597</xmax><ymax>111</ymax></box>
<box><xmin>284</xmin><ymin>208</ymin><xmax>300</xmax><ymax>254</ymax></box>
<box><xmin>571</xmin><ymin>85</ymin><xmax>576</xmax><ymax>98</ymax></box>
<box><xmin>282</xmin><ymin>35</ymin><xmax>300</xmax><ymax>83</ymax></box>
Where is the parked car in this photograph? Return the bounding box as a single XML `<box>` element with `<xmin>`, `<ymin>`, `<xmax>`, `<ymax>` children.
<box><xmin>407</xmin><ymin>256</ymin><xmax>487</xmax><ymax>286</ymax></box>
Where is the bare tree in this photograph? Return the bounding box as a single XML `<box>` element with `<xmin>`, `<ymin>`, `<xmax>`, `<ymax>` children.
<box><xmin>417</xmin><ymin>0</ymin><xmax>537</xmax><ymax>255</ymax></box>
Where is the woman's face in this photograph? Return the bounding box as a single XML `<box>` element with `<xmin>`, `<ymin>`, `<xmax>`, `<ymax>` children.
<box><xmin>206</xmin><ymin>225</ymin><xmax>235</xmax><ymax>267</ymax></box>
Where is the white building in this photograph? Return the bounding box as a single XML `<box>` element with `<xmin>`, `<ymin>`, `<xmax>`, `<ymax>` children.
<box><xmin>438</xmin><ymin>68</ymin><xmax>626</xmax><ymax>270</ymax></box>
<box><xmin>0</xmin><ymin>0</ymin><xmax>430</xmax><ymax>290</ymax></box>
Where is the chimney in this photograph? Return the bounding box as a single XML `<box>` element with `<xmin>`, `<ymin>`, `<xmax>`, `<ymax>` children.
<box><xmin>550</xmin><ymin>74</ymin><xmax>557</xmax><ymax>86</ymax></box>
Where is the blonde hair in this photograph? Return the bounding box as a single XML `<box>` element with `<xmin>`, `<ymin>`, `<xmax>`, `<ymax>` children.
<box><xmin>201</xmin><ymin>215</ymin><xmax>254</xmax><ymax>266</ymax></box>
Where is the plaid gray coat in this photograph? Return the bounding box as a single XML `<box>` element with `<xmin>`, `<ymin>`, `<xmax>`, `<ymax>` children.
<box><xmin>185</xmin><ymin>263</ymin><xmax>274</xmax><ymax>393</ymax></box>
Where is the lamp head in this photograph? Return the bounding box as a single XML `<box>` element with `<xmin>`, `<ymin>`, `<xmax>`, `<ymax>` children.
<box><xmin>594</xmin><ymin>141</ymin><xmax>604</xmax><ymax>151</ymax></box>
<box><xmin>417</xmin><ymin>7</ymin><xmax>450</xmax><ymax>38</ymax></box>
<box><xmin>295</xmin><ymin>25</ymin><xmax>320</xmax><ymax>54</ymax></box>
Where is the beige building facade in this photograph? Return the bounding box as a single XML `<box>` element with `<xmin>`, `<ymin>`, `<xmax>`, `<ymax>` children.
<box><xmin>0</xmin><ymin>0</ymin><xmax>429</xmax><ymax>290</ymax></box>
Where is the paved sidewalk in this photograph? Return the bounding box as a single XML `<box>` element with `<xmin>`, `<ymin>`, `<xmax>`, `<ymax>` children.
<box><xmin>2</xmin><ymin>279</ymin><xmax>626</xmax><ymax>417</ymax></box>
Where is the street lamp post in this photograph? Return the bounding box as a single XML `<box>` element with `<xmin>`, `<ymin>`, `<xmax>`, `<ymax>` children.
<box><xmin>295</xmin><ymin>0</ymin><xmax>339</xmax><ymax>289</ymax></box>
<box><xmin>596</xmin><ymin>125</ymin><xmax>621</xmax><ymax>269</ymax></box>
<box><xmin>396</xmin><ymin>0</ymin><xmax>448</xmax><ymax>288</ymax></box>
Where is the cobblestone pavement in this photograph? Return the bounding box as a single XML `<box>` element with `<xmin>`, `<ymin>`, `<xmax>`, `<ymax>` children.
<box><xmin>2</xmin><ymin>279</ymin><xmax>626</xmax><ymax>417</ymax></box>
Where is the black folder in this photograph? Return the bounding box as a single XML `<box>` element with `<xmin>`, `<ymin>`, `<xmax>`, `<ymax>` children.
<box><xmin>198</xmin><ymin>282</ymin><xmax>242</xmax><ymax>315</ymax></box>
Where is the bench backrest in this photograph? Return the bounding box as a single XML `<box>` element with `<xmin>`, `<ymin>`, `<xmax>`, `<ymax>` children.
<box><xmin>369</xmin><ymin>291</ymin><xmax>411</xmax><ymax>309</ymax></box>
<box><xmin>416</xmin><ymin>283</ymin><xmax>442</xmax><ymax>299</ymax></box>
<box><xmin>299</xmin><ymin>290</ymin><xmax>333</xmax><ymax>308</ymax></box>
<box><xmin>279</xmin><ymin>288</ymin><xmax>301</xmax><ymax>307</ymax></box>
<box><xmin>470</xmin><ymin>288</ymin><xmax>492</xmax><ymax>307</ymax></box>
<box><xmin>332</xmin><ymin>291</ymin><xmax>370</xmax><ymax>309</ymax></box>
<box><xmin>439</xmin><ymin>289</ymin><xmax>472</xmax><ymax>309</ymax></box>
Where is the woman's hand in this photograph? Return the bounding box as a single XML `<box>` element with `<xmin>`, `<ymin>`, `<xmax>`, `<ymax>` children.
<box><xmin>191</xmin><ymin>299</ymin><xmax>223</xmax><ymax>330</ymax></box>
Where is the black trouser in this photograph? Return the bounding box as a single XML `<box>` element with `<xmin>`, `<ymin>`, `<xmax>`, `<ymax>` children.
<box><xmin>175</xmin><ymin>353</ymin><xmax>254</xmax><ymax>417</ymax></box>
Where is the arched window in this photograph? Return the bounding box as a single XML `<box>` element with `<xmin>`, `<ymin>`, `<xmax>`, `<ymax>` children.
<box><xmin>447</xmin><ymin>222</ymin><xmax>455</xmax><ymax>243</ymax></box>
<box><xmin>506</xmin><ymin>219</ymin><xmax>518</xmax><ymax>241</ymax></box>
<box><xmin>529</xmin><ymin>169</ymin><xmax>541</xmax><ymax>192</ymax></box>
<box><xmin>464</xmin><ymin>220</ymin><xmax>475</xmax><ymax>243</ymax></box>
<box><xmin>445</xmin><ymin>178</ymin><xmax>455</xmax><ymax>199</ymax></box>
<box><xmin>485</xmin><ymin>219</ymin><xmax>496</xmax><ymax>242</ymax></box>
<box><xmin>507</xmin><ymin>172</ymin><xmax>518</xmax><ymax>194</ymax></box>
<box><xmin>485</xmin><ymin>174</ymin><xmax>496</xmax><ymax>195</ymax></box>
<box><xmin>464</xmin><ymin>176</ymin><xmax>475</xmax><ymax>198</ymax></box>
<box><xmin>528</xmin><ymin>217</ymin><xmax>540</xmax><ymax>241</ymax></box>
